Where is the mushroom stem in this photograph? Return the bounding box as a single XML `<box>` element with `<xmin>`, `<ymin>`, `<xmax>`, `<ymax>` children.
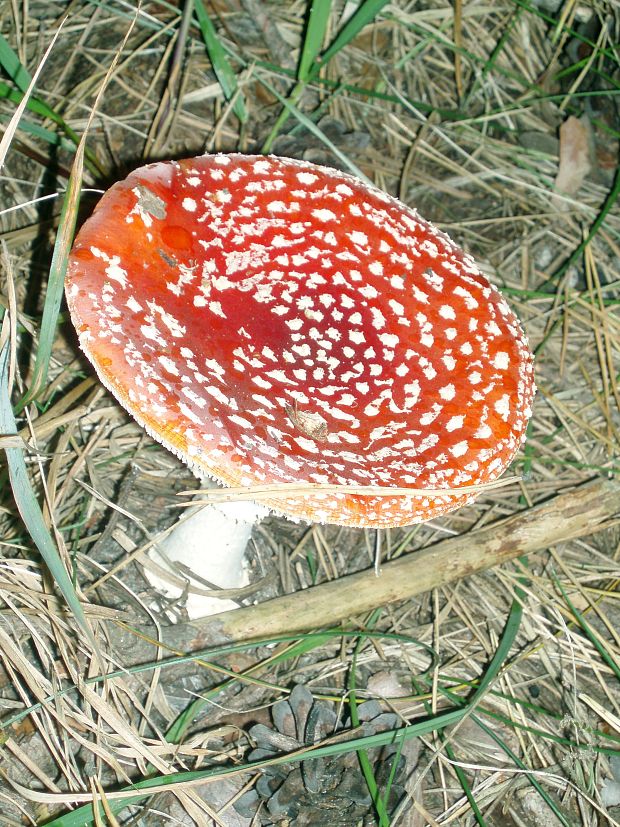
<box><xmin>145</xmin><ymin>496</ymin><xmax>268</xmax><ymax>619</ymax></box>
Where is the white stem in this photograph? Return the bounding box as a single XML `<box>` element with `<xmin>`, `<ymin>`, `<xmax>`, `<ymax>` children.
<box><xmin>145</xmin><ymin>498</ymin><xmax>268</xmax><ymax>619</ymax></box>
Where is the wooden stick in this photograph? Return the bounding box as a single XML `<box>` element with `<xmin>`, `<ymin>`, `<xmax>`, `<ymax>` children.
<box><xmin>174</xmin><ymin>478</ymin><xmax>620</xmax><ymax>647</ymax></box>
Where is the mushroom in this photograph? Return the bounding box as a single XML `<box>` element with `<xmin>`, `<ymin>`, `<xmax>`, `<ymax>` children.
<box><xmin>66</xmin><ymin>154</ymin><xmax>535</xmax><ymax>617</ymax></box>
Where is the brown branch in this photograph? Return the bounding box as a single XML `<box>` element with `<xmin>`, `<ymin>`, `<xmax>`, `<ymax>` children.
<box><xmin>170</xmin><ymin>478</ymin><xmax>620</xmax><ymax>649</ymax></box>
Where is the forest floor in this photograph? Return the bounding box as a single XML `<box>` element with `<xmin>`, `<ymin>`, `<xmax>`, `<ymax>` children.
<box><xmin>0</xmin><ymin>1</ymin><xmax>619</xmax><ymax>825</ymax></box>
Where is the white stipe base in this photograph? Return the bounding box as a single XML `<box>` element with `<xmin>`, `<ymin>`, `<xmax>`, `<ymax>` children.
<box><xmin>145</xmin><ymin>499</ymin><xmax>268</xmax><ymax>619</ymax></box>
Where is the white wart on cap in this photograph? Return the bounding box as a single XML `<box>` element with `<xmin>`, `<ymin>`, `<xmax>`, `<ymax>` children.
<box><xmin>66</xmin><ymin>154</ymin><xmax>535</xmax><ymax>528</ymax></box>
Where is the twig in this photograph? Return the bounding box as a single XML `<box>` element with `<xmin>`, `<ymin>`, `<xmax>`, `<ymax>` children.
<box><xmin>178</xmin><ymin>478</ymin><xmax>620</xmax><ymax>645</ymax></box>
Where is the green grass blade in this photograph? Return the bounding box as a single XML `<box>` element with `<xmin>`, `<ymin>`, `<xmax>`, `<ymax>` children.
<box><xmin>3</xmin><ymin>628</ymin><xmax>436</xmax><ymax>734</ymax></box>
<box><xmin>0</xmin><ymin>112</ymin><xmax>75</xmax><ymax>149</ymax></box>
<box><xmin>260</xmin><ymin>79</ymin><xmax>305</xmax><ymax>153</ymax></box>
<box><xmin>0</xmin><ymin>84</ymin><xmax>104</xmax><ymax>178</ymax></box>
<box><xmin>513</xmin><ymin>0</ymin><xmax>618</xmax><ymax>61</ymax></box>
<box><xmin>0</xmin><ymin>31</ymin><xmax>31</xmax><ymax>93</ymax></box>
<box><xmin>410</xmin><ymin>672</ymin><xmax>487</xmax><ymax>825</ymax></box>
<box><xmin>258</xmin><ymin>75</ymin><xmax>373</xmax><ymax>183</ymax></box>
<box><xmin>43</xmin><ymin>704</ymin><xmax>472</xmax><ymax>827</ymax></box>
<box><xmin>23</xmin><ymin>600</ymin><xmax>517</xmax><ymax>827</ymax></box>
<box><xmin>0</xmin><ymin>80</ymin><xmax>83</xmax><ymax>140</ymax></box>
<box><xmin>430</xmin><ymin>589</ymin><xmax>574</xmax><ymax>827</ymax></box>
<box><xmin>0</xmin><ymin>21</ymin><xmax>104</xmax><ymax>179</ymax></box>
<box><xmin>17</xmin><ymin>149</ymin><xmax>83</xmax><ymax>410</ymax></box>
<box><xmin>463</xmin><ymin>6</ymin><xmax>522</xmax><ymax>107</ymax></box>
<box><xmin>253</xmin><ymin>58</ymin><xmax>462</xmax><ymax>116</ymax></box>
<box><xmin>38</xmin><ymin>627</ymin><xmax>436</xmax><ymax>826</ymax></box>
<box><xmin>260</xmin><ymin>0</ymin><xmax>332</xmax><ymax>151</ymax></box>
<box><xmin>555</xmin><ymin>576</ymin><xmax>620</xmax><ymax>683</ymax></box>
<box><xmin>348</xmin><ymin>610</ymin><xmax>391</xmax><ymax>827</ymax></box>
<box><xmin>470</xmin><ymin>711</ymin><xmax>573</xmax><ymax>827</ymax></box>
<box><xmin>44</xmin><ymin>671</ymin><xmax>510</xmax><ymax>827</ymax></box>
<box><xmin>0</xmin><ymin>21</ymin><xmax>67</xmax><ymax>171</ymax></box>
<box><xmin>298</xmin><ymin>0</ymin><xmax>332</xmax><ymax>82</ymax></box>
<box><xmin>477</xmin><ymin>704</ymin><xmax>620</xmax><ymax>756</ymax></box>
<box><xmin>551</xmin><ymin>170</ymin><xmax>620</xmax><ymax>283</ymax></box>
<box><xmin>0</xmin><ymin>346</ymin><xmax>92</xmax><ymax>639</ymax></box>
<box><xmin>342</xmin><ymin>596</ymin><xmax>522</xmax><ymax>826</ymax></box>
<box><xmin>193</xmin><ymin>0</ymin><xmax>248</xmax><ymax>123</ymax></box>
<box><xmin>262</xmin><ymin>0</ymin><xmax>390</xmax><ymax>152</ymax></box>
<box><xmin>438</xmin><ymin>680</ymin><xmax>575</xmax><ymax>826</ymax></box>
<box><xmin>18</xmin><ymin>6</ymin><xmax>141</xmax><ymax>410</ymax></box>
<box><xmin>470</xmin><ymin>595</ymin><xmax>523</xmax><ymax>704</ymax></box>
<box><xmin>445</xmin><ymin>591</ymin><xmax>525</xmax><ymax>822</ymax></box>
<box><xmin>445</xmin><ymin>740</ymin><xmax>487</xmax><ymax>825</ymax></box>
<box><xmin>164</xmin><ymin>631</ymin><xmax>335</xmax><ymax>744</ymax></box>
<box><xmin>319</xmin><ymin>0</ymin><xmax>390</xmax><ymax>68</ymax></box>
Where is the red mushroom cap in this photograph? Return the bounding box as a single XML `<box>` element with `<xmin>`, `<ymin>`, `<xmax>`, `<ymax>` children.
<box><xmin>66</xmin><ymin>154</ymin><xmax>535</xmax><ymax>528</ymax></box>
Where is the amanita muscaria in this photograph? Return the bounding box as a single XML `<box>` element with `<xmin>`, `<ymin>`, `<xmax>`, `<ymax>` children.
<box><xmin>66</xmin><ymin>154</ymin><xmax>535</xmax><ymax>616</ymax></box>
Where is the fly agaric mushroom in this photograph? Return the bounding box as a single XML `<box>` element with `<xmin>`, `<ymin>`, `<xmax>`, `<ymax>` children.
<box><xmin>66</xmin><ymin>154</ymin><xmax>535</xmax><ymax>616</ymax></box>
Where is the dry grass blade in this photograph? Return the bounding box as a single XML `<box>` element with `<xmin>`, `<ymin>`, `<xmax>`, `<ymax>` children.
<box><xmin>453</xmin><ymin>0</ymin><xmax>463</xmax><ymax>100</ymax></box>
<box><xmin>178</xmin><ymin>474</ymin><xmax>522</xmax><ymax>505</ymax></box>
<box><xmin>0</xmin><ymin>343</ymin><xmax>96</xmax><ymax>646</ymax></box>
<box><xmin>144</xmin><ymin>0</ymin><xmax>194</xmax><ymax>157</ymax></box>
<box><xmin>0</xmin><ymin>19</ymin><xmax>67</xmax><ymax>171</ymax></box>
<box><xmin>90</xmin><ymin>776</ymin><xmax>122</xmax><ymax>827</ymax></box>
<box><xmin>19</xmin><ymin>8</ymin><xmax>140</xmax><ymax>410</ymax></box>
<box><xmin>578</xmin><ymin>693</ymin><xmax>620</xmax><ymax>736</ymax></box>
